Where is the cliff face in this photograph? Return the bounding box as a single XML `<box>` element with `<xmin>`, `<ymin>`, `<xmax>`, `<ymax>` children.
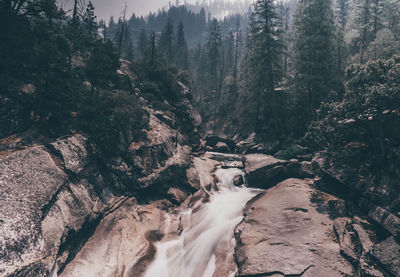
<box><xmin>0</xmin><ymin>75</ymin><xmax>201</xmax><ymax>276</ymax></box>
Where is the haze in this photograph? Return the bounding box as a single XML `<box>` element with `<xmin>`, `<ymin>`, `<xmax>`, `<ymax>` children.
<box><xmin>58</xmin><ymin>0</ymin><xmax>250</xmax><ymax>21</ymax></box>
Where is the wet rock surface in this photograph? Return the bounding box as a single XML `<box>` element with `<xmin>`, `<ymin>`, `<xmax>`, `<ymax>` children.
<box><xmin>59</xmin><ymin>199</ymin><xmax>172</xmax><ymax>277</ymax></box>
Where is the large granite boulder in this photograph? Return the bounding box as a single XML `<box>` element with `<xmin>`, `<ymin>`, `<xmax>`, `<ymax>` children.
<box><xmin>244</xmin><ymin>154</ymin><xmax>289</xmax><ymax>188</ymax></box>
<box><xmin>235</xmin><ymin>178</ymin><xmax>354</xmax><ymax>276</ymax></box>
<box><xmin>58</xmin><ymin>199</ymin><xmax>172</xmax><ymax>277</ymax></box>
<box><xmin>0</xmin><ymin>146</ymin><xmax>68</xmax><ymax>276</ymax></box>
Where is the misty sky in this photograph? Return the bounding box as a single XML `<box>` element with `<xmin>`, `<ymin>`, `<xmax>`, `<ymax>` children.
<box><xmin>58</xmin><ymin>0</ymin><xmax>246</xmax><ymax>21</ymax></box>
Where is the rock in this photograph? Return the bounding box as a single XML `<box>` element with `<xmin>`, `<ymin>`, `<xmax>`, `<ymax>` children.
<box><xmin>233</xmin><ymin>175</ymin><xmax>244</xmax><ymax>186</ymax></box>
<box><xmin>213</xmin><ymin>141</ymin><xmax>230</xmax><ymax>153</ymax></box>
<box><xmin>333</xmin><ymin>217</ymin><xmax>387</xmax><ymax>276</ymax></box>
<box><xmin>369</xmin><ymin>236</ymin><xmax>400</xmax><ymax>276</ymax></box>
<box><xmin>236</xmin><ymin>133</ymin><xmax>257</xmax><ymax>154</ymax></box>
<box><xmin>109</xmin><ymin>111</ymin><xmax>193</xmax><ymax>191</ymax></box>
<box><xmin>50</xmin><ymin>134</ymin><xmax>89</xmax><ymax>174</ymax></box>
<box><xmin>0</xmin><ymin>146</ymin><xmax>67</xmax><ymax>276</ymax></box>
<box><xmin>244</xmin><ymin>154</ymin><xmax>289</xmax><ymax>188</ymax></box>
<box><xmin>300</xmin><ymin>161</ymin><xmax>314</xmax><ymax>176</ymax></box>
<box><xmin>58</xmin><ymin>199</ymin><xmax>172</xmax><ymax>277</ymax></box>
<box><xmin>235</xmin><ymin>178</ymin><xmax>353</xmax><ymax>277</ymax></box>
<box><xmin>167</xmin><ymin>187</ymin><xmax>187</xmax><ymax>204</ymax></box>
<box><xmin>328</xmin><ymin>199</ymin><xmax>347</xmax><ymax>218</ymax></box>
<box><xmin>204</xmin><ymin>135</ymin><xmax>236</xmax><ymax>152</ymax></box>
<box><xmin>188</xmin><ymin>155</ymin><xmax>219</xmax><ymax>189</ymax></box>
<box><xmin>221</xmin><ymin>160</ymin><xmax>244</xmax><ymax>168</ymax></box>
<box><xmin>186</xmin><ymin>165</ymin><xmax>201</xmax><ymax>190</ymax></box>
<box><xmin>369</xmin><ymin>206</ymin><xmax>400</xmax><ymax>239</ymax></box>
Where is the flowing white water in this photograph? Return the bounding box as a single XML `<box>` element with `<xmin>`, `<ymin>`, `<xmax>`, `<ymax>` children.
<box><xmin>144</xmin><ymin>167</ymin><xmax>259</xmax><ymax>277</ymax></box>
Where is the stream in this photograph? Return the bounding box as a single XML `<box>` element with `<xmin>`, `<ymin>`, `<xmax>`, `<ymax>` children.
<box><xmin>144</xmin><ymin>167</ymin><xmax>260</xmax><ymax>277</ymax></box>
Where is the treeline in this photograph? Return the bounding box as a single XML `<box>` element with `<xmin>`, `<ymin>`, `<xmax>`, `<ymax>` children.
<box><xmin>0</xmin><ymin>0</ymin><xmax>188</xmax><ymax>155</ymax></box>
<box><xmin>190</xmin><ymin>0</ymin><xmax>400</xmax><ymax>139</ymax></box>
<box><xmin>183</xmin><ymin>0</ymin><xmax>400</xmax><ymax>182</ymax></box>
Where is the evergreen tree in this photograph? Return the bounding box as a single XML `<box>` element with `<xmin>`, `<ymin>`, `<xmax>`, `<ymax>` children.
<box><xmin>226</xmin><ymin>31</ymin><xmax>235</xmax><ymax>74</ymax></box>
<box><xmin>245</xmin><ymin>0</ymin><xmax>284</xmax><ymax>132</ymax></box>
<box><xmin>293</xmin><ymin>0</ymin><xmax>337</xmax><ymax>127</ymax></box>
<box><xmin>175</xmin><ymin>20</ymin><xmax>189</xmax><ymax>69</ymax></box>
<box><xmin>138</xmin><ymin>29</ymin><xmax>148</xmax><ymax>57</ymax></box>
<box><xmin>371</xmin><ymin>0</ymin><xmax>383</xmax><ymax>34</ymax></box>
<box><xmin>207</xmin><ymin>19</ymin><xmax>222</xmax><ymax>89</ymax></box>
<box><xmin>335</xmin><ymin>0</ymin><xmax>350</xmax><ymax>31</ymax></box>
<box><xmin>159</xmin><ymin>17</ymin><xmax>175</xmax><ymax>62</ymax></box>
<box><xmin>381</xmin><ymin>0</ymin><xmax>400</xmax><ymax>31</ymax></box>
<box><xmin>353</xmin><ymin>0</ymin><xmax>373</xmax><ymax>63</ymax></box>
<box><xmin>83</xmin><ymin>1</ymin><xmax>97</xmax><ymax>37</ymax></box>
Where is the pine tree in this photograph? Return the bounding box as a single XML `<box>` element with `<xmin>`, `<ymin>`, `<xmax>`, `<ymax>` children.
<box><xmin>159</xmin><ymin>17</ymin><xmax>175</xmax><ymax>62</ymax></box>
<box><xmin>138</xmin><ymin>29</ymin><xmax>148</xmax><ymax>57</ymax></box>
<box><xmin>207</xmin><ymin>19</ymin><xmax>222</xmax><ymax>89</ymax></box>
<box><xmin>335</xmin><ymin>0</ymin><xmax>350</xmax><ymax>31</ymax></box>
<box><xmin>381</xmin><ymin>0</ymin><xmax>400</xmax><ymax>31</ymax></box>
<box><xmin>175</xmin><ymin>20</ymin><xmax>189</xmax><ymax>69</ymax></box>
<box><xmin>83</xmin><ymin>1</ymin><xmax>97</xmax><ymax>37</ymax></box>
<box><xmin>293</xmin><ymin>0</ymin><xmax>336</xmax><ymax>126</ymax></box>
<box><xmin>354</xmin><ymin>0</ymin><xmax>373</xmax><ymax>63</ymax></box>
<box><xmin>371</xmin><ymin>0</ymin><xmax>383</xmax><ymax>34</ymax></box>
<box><xmin>226</xmin><ymin>31</ymin><xmax>235</xmax><ymax>74</ymax></box>
<box><xmin>246</xmin><ymin>0</ymin><xmax>284</xmax><ymax>132</ymax></box>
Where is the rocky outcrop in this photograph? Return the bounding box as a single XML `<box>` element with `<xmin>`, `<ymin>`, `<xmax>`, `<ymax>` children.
<box><xmin>0</xmin><ymin>146</ymin><xmax>68</xmax><ymax>276</ymax></box>
<box><xmin>234</xmin><ymin>178</ymin><xmax>354</xmax><ymax>277</ymax></box>
<box><xmin>370</xmin><ymin>236</ymin><xmax>400</xmax><ymax>276</ymax></box>
<box><xmin>333</xmin><ymin>217</ymin><xmax>386</xmax><ymax>277</ymax></box>
<box><xmin>244</xmin><ymin>154</ymin><xmax>314</xmax><ymax>188</ymax></box>
<box><xmin>0</xmin><ymin>104</ymin><xmax>197</xmax><ymax>276</ymax></box>
<box><xmin>312</xmin><ymin>151</ymin><xmax>400</xmax><ymax>244</ymax></box>
<box><xmin>58</xmin><ymin>198</ymin><xmax>173</xmax><ymax>277</ymax></box>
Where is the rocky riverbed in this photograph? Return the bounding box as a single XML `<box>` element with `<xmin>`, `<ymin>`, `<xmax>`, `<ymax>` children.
<box><xmin>1</xmin><ymin>133</ymin><xmax>399</xmax><ymax>277</ymax></box>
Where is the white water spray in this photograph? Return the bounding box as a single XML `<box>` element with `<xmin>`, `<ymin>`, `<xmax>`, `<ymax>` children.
<box><xmin>144</xmin><ymin>167</ymin><xmax>259</xmax><ymax>277</ymax></box>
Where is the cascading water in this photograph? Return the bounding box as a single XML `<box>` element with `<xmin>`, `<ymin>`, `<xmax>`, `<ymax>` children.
<box><xmin>144</xmin><ymin>167</ymin><xmax>260</xmax><ymax>277</ymax></box>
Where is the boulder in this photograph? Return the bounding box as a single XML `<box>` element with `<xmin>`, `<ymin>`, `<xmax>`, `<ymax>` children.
<box><xmin>244</xmin><ymin>154</ymin><xmax>289</xmax><ymax>188</ymax></box>
<box><xmin>369</xmin><ymin>236</ymin><xmax>400</xmax><ymax>276</ymax></box>
<box><xmin>204</xmin><ymin>135</ymin><xmax>235</xmax><ymax>152</ymax></box>
<box><xmin>235</xmin><ymin>178</ymin><xmax>353</xmax><ymax>277</ymax></box>
<box><xmin>50</xmin><ymin>134</ymin><xmax>89</xmax><ymax>174</ymax></box>
<box><xmin>167</xmin><ymin>187</ymin><xmax>188</xmax><ymax>204</ymax></box>
<box><xmin>233</xmin><ymin>175</ymin><xmax>244</xmax><ymax>187</ymax></box>
<box><xmin>369</xmin><ymin>206</ymin><xmax>400</xmax><ymax>239</ymax></box>
<box><xmin>58</xmin><ymin>199</ymin><xmax>172</xmax><ymax>277</ymax></box>
<box><xmin>0</xmin><ymin>146</ymin><xmax>67</xmax><ymax>276</ymax></box>
<box><xmin>213</xmin><ymin>142</ymin><xmax>230</xmax><ymax>153</ymax></box>
<box><xmin>187</xmin><ymin>155</ymin><xmax>219</xmax><ymax>189</ymax></box>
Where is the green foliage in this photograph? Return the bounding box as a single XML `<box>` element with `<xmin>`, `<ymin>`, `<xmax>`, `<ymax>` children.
<box><xmin>85</xmin><ymin>40</ymin><xmax>120</xmax><ymax>90</ymax></box>
<box><xmin>133</xmin><ymin>52</ymin><xmax>184</xmax><ymax>109</ymax></box>
<box><xmin>0</xmin><ymin>0</ymin><xmax>150</xmax><ymax>149</ymax></box>
<box><xmin>79</xmin><ymin>90</ymin><xmax>149</xmax><ymax>154</ymax></box>
<box><xmin>245</xmin><ymin>0</ymin><xmax>285</xmax><ymax>132</ymax></box>
<box><xmin>159</xmin><ymin>17</ymin><xmax>175</xmax><ymax>63</ymax></box>
<box><xmin>309</xmin><ymin>56</ymin><xmax>400</xmax><ymax>163</ymax></box>
<box><xmin>293</xmin><ymin>0</ymin><xmax>338</xmax><ymax>132</ymax></box>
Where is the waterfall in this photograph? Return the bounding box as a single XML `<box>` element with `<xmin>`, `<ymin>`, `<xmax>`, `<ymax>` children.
<box><xmin>144</xmin><ymin>167</ymin><xmax>260</xmax><ymax>277</ymax></box>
